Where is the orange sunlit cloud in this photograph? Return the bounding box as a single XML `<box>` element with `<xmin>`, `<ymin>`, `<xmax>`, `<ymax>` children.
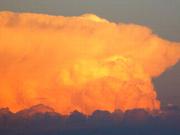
<box><xmin>0</xmin><ymin>11</ymin><xmax>180</xmax><ymax>114</ymax></box>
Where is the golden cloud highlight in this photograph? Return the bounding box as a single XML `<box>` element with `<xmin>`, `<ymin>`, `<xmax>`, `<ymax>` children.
<box><xmin>0</xmin><ymin>11</ymin><xmax>179</xmax><ymax>114</ymax></box>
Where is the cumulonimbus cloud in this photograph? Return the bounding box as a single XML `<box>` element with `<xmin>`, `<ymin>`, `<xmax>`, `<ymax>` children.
<box><xmin>0</xmin><ymin>11</ymin><xmax>179</xmax><ymax>114</ymax></box>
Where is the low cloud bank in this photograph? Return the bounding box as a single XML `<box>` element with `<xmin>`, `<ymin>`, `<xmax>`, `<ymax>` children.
<box><xmin>0</xmin><ymin>104</ymin><xmax>180</xmax><ymax>135</ymax></box>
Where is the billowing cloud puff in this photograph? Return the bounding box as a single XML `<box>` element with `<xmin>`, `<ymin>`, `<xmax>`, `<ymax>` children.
<box><xmin>0</xmin><ymin>11</ymin><xmax>179</xmax><ymax>114</ymax></box>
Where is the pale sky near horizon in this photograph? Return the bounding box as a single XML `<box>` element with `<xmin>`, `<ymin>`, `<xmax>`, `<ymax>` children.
<box><xmin>0</xmin><ymin>0</ymin><xmax>179</xmax><ymax>107</ymax></box>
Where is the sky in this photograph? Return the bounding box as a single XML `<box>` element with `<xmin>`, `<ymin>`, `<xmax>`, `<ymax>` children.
<box><xmin>0</xmin><ymin>0</ymin><xmax>179</xmax><ymax>107</ymax></box>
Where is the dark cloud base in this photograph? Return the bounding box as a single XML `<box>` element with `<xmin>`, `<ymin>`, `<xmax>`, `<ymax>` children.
<box><xmin>0</xmin><ymin>104</ymin><xmax>180</xmax><ymax>135</ymax></box>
